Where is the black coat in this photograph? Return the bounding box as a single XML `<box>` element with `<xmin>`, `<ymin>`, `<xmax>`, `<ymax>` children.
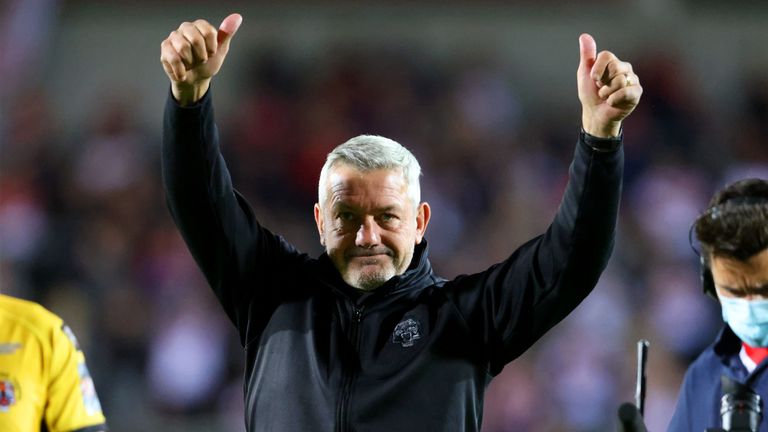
<box><xmin>162</xmin><ymin>91</ymin><xmax>624</xmax><ymax>432</ymax></box>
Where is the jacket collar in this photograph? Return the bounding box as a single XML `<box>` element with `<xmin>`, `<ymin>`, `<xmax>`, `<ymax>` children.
<box><xmin>713</xmin><ymin>324</ymin><xmax>743</xmax><ymax>358</ymax></box>
<box><xmin>712</xmin><ymin>324</ymin><xmax>768</xmax><ymax>381</ymax></box>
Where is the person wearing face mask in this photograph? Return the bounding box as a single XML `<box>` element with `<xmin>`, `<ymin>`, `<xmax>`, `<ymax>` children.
<box><xmin>669</xmin><ymin>178</ymin><xmax>768</xmax><ymax>431</ymax></box>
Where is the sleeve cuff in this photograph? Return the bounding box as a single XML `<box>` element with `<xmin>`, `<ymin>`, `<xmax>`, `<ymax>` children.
<box><xmin>168</xmin><ymin>85</ymin><xmax>211</xmax><ymax>109</ymax></box>
<box><xmin>580</xmin><ymin>128</ymin><xmax>623</xmax><ymax>153</ymax></box>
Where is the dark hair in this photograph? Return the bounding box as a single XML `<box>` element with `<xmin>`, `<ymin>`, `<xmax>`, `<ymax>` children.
<box><xmin>694</xmin><ymin>178</ymin><xmax>768</xmax><ymax>262</ymax></box>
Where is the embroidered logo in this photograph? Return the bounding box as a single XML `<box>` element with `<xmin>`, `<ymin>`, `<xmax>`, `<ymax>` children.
<box><xmin>392</xmin><ymin>318</ymin><xmax>422</xmax><ymax>348</ymax></box>
<box><xmin>0</xmin><ymin>375</ymin><xmax>19</xmax><ymax>411</ymax></box>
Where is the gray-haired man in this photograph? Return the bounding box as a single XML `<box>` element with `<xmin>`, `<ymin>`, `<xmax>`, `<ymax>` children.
<box><xmin>161</xmin><ymin>13</ymin><xmax>642</xmax><ymax>432</ymax></box>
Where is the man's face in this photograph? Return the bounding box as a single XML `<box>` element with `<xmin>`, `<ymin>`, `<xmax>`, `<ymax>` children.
<box><xmin>314</xmin><ymin>164</ymin><xmax>430</xmax><ymax>291</ymax></box>
<box><xmin>712</xmin><ymin>248</ymin><xmax>768</xmax><ymax>300</ymax></box>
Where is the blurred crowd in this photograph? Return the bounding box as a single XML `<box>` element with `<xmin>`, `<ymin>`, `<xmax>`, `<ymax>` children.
<box><xmin>3</xmin><ymin>3</ymin><xmax>768</xmax><ymax>432</ymax></box>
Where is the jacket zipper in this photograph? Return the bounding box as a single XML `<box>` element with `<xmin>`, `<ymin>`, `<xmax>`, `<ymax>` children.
<box><xmin>336</xmin><ymin>305</ymin><xmax>364</xmax><ymax>432</ymax></box>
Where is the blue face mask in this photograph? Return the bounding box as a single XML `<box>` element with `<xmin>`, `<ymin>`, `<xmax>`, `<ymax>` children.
<box><xmin>720</xmin><ymin>296</ymin><xmax>768</xmax><ymax>347</ymax></box>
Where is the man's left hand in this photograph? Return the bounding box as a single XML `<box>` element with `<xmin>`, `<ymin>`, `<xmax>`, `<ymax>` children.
<box><xmin>577</xmin><ymin>33</ymin><xmax>643</xmax><ymax>138</ymax></box>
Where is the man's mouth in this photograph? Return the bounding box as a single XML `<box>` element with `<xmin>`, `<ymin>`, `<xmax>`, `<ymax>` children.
<box><xmin>348</xmin><ymin>249</ymin><xmax>391</xmax><ymax>258</ymax></box>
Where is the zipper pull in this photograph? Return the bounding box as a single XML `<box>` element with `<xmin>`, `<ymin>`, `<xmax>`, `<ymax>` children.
<box><xmin>352</xmin><ymin>307</ymin><xmax>363</xmax><ymax>322</ymax></box>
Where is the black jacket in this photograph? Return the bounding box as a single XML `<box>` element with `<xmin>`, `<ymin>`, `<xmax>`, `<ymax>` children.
<box><xmin>161</xmin><ymin>91</ymin><xmax>624</xmax><ymax>432</ymax></box>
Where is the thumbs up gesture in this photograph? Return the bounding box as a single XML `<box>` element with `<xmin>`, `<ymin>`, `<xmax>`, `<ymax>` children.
<box><xmin>577</xmin><ymin>34</ymin><xmax>642</xmax><ymax>138</ymax></box>
<box><xmin>160</xmin><ymin>13</ymin><xmax>243</xmax><ymax>105</ymax></box>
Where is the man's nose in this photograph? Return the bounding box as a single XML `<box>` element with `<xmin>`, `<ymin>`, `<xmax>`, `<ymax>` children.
<box><xmin>356</xmin><ymin>217</ymin><xmax>380</xmax><ymax>247</ymax></box>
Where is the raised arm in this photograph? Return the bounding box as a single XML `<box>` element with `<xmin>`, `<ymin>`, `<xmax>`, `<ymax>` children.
<box><xmin>451</xmin><ymin>34</ymin><xmax>641</xmax><ymax>372</ymax></box>
<box><xmin>160</xmin><ymin>14</ymin><xmax>305</xmax><ymax>344</ymax></box>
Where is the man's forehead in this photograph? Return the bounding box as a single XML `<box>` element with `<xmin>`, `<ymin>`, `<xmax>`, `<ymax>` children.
<box><xmin>327</xmin><ymin>165</ymin><xmax>406</xmax><ymax>189</ymax></box>
<box><xmin>712</xmin><ymin>249</ymin><xmax>768</xmax><ymax>284</ymax></box>
<box><xmin>324</xmin><ymin>165</ymin><xmax>409</xmax><ymax>206</ymax></box>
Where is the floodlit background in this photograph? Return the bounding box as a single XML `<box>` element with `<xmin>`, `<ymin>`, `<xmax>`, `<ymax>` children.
<box><xmin>2</xmin><ymin>0</ymin><xmax>768</xmax><ymax>430</ymax></box>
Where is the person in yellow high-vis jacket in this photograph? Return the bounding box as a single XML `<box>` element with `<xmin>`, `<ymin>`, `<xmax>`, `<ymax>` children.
<box><xmin>0</xmin><ymin>294</ymin><xmax>107</xmax><ymax>432</ymax></box>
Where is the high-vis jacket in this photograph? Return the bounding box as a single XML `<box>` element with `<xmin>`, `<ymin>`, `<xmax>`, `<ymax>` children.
<box><xmin>162</xmin><ymin>90</ymin><xmax>624</xmax><ymax>432</ymax></box>
<box><xmin>0</xmin><ymin>294</ymin><xmax>107</xmax><ymax>432</ymax></box>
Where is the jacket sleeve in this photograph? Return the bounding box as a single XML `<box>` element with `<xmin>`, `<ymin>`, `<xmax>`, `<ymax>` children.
<box><xmin>667</xmin><ymin>351</ymin><xmax>723</xmax><ymax>432</ymax></box>
<box><xmin>448</xmin><ymin>131</ymin><xmax>623</xmax><ymax>374</ymax></box>
<box><xmin>161</xmin><ymin>90</ymin><xmax>304</xmax><ymax>345</ymax></box>
<box><xmin>668</xmin><ymin>377</ymin><xmax>693</xmax><ymax>432</ymax></box>
<box><xmin>45</xmin><ymin>322</ymin><xmax>107</xmax><ymax>432</ymax></box>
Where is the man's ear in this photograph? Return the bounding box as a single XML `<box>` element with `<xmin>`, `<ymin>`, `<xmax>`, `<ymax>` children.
<box><xmin>414</xmin><ymin>202</ymin><xmax>431</xmax><ymax>244</ymax></box>
<box><xmin>314</xmin><ymin>203</ymin><xmax>325</xmax><ymax>246</ymax></box>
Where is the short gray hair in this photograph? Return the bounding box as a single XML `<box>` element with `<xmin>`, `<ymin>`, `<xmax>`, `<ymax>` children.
<box><xmin>318</xmin><ymin>135</ymin><xmax>422</xmax><ymax>208</ymax></box>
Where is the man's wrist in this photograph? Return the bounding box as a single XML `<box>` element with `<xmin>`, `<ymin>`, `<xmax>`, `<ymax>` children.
<box><xmin>580</xmin><ymin>128</ymin><xmax>622</xmax><ymax>152</ymax></box>
<box><xmin>172</xmin><ymin>80</ymin><xmax>211</xmax><ymax>107</ymax></box>
<box><xmin>581</xmin><ymin>114</ymin><xmax>622</xmax><ymax>138</ymax></box>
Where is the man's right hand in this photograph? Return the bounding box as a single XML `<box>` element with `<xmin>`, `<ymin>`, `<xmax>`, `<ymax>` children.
<box><xmin>160</xmin><ymin>13</ymin><xmax>242</xmax><ymax>106</ymax></box>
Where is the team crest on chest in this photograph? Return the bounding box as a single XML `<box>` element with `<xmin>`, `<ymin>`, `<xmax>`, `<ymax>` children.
<box><xmin>0</xmin><ymin>374</ymin><xmax>20</xmax><ymax>412</ymax></box>
<box><xmin>392</xmin><ymin>318</ymin><xmax>422</xmax><ymax>348</ymax></box>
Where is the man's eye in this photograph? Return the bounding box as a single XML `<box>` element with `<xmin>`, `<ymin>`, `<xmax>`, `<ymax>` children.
<box><xmin>380</xmin><ymin>213</ymin><xmax>397</xmax><ymax>222</ymax></box>
<box><xmin>337</xmin><ymin>212</ymin><xmax>355</xmax><ymax>222</ymax></box>
<box><xmin>729</xmin><ymin>288</ymin><xmax>749</xmax><ymax>298</ymax></box>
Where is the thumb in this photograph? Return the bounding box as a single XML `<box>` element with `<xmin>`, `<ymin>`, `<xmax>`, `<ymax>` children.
<box><xmin>217</xmin><ymin>13</ymin><xmax>243</xmax><ymax>46</ymax></box>
<box><xmin>578</xmin><ymin>33</ymin><xmax>596</xmax><ymax>76</ymax></box>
